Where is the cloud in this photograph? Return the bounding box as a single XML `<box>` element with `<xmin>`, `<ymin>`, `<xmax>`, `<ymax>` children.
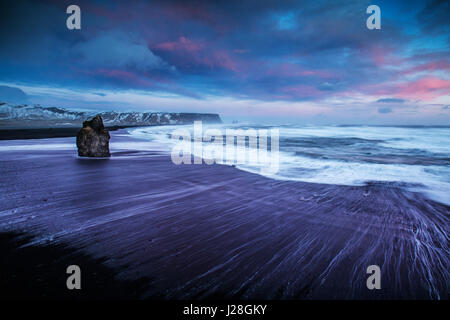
<box><xmin>417</xmin><ymin>0</ymin><xmax>450</xmax><ymax>34</ymax></box>
<box><xmin>378</xmin><ymin>107</ymin><xmax>393</xmax><ymax>114</ymax></box>
<box><xmin>74</xmin><ymin>31</ymin><xmax>172</xmax><ymax>72</ymax></box>
<box><xmin>377</xmin><ymin>98</ymin><xmax>406</xmax><ymax>103</ymax></box>
<box><xmin>318</xmin><ymin>82</ymin><xmax>338</xmax><ymax>91</ymax></box>
<box><xmin>0</xmin><ymin>85</ymin><xmax>29</xmax><ymax>104</ymax></box>
<box><xmin>0</xmin><ymin>0</ymin><xmax>449</xmax><ymax>123</ymax></box>
<box><xmin>274</xmin><ymin>12</ymin><xmax>298</xmax><ymax>30</ymax></box>
<box><xmin>153</xmin><ymin>36</ymin><xmax>238</xmax><ymax>73</ymax></box>
<box><xmin>155</xmin><ymin>36</ymin><xmax>204</xmax><ymax>52</ymax></box>
<box><xmin>394</xmin><ymin>77</ymin><xmax>450</xmax><ymax>100</ymax></box>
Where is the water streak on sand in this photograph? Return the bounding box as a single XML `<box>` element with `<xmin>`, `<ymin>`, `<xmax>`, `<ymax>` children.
<box><xmin>0</xmin><ymin>131</ymin><xmax>448</xmax><ymax>299</ymax></box>
<box><xmin>129</xmin><ymin>124</ymin><xmax>450</xmax><ymax>205</ymax></box>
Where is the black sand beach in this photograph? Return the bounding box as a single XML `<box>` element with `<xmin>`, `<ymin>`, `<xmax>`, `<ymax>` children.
<box><xmin>0</xmin><ymin>133</ymin><xmax>448</xmax><ymax>300</ymax></box>
<box><xmin>0</xmin><ymin>232</ymin><xmax>148</xmax><ymax>299</ymax></box>
<box><xmin>0</xmin><ymin>126</ymin><xmax>137</xmax><ymax>140</ymax></box>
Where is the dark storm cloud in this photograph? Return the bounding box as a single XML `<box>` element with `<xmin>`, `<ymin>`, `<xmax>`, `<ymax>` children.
<box><xmin>0</xmin><ymin>0</ymin><xmax>448</xmax><ymax>103</ymax></box>
<box><xmin>416</xmin><ymin>0</ymin><xmax>450</xmax><ymax>34</ymax></box>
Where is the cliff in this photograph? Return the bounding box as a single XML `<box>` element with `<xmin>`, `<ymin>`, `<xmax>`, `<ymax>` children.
<box><xmin>0</xmin><ymin>102</ymin><xmax>222</xmax><ymax>129</ymax></box>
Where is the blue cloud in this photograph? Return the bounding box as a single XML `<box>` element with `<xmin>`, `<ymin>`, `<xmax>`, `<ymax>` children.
<box><xmin>74</xmin><ymin>31</ymin><xmax>172</xmax><ymax>72</ymax></box>
<box><xmin>0</xmin><ymin>0</ymin><xmax>448</xmax><ymax>124</ymax></box>
<box><xmin>0</xmin><ymin>85</ymin><xmax>29</xmax><ymax>104</ymax></box>
<box><xmin>378</xmin><ymin>107</ymin><xmax>393</xmax><ymax>114</ymax></box>
<box><xmin>274</xmin><ymin>12</ymin><xmax>298</xmax><ymax>30</ymax></box>
<box><xmin>377</xmin><ymin>98</ymin><xmax>406</xmax><ymax>103</ymax></box>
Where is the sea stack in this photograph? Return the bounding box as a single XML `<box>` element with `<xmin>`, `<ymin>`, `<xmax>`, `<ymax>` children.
<box><xmin>76</xmin><ymin>115</ymin><xmax>111</xmax><ymax>157</ymax></box>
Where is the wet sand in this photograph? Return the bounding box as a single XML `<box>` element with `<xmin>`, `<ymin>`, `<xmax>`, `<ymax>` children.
<box><xmin>0</xmin><ymin>126</ymin><xmax>137</xmax><ymax>140</ymax></box>
<box><xmin>0</xmin><ymin>231</ymin><xmax>148</xmax><ymax>299</ymax></box>
<box><xmin>0</xmin><ymin>134</ymin><xmax>448</xmax><ymax>300</ymax></box>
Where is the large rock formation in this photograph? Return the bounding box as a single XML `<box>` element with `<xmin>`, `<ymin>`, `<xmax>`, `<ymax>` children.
<box><xmin>76</xmin><ymin>115</ymin><xmax>111</xmax><ymax>157</ymax></box>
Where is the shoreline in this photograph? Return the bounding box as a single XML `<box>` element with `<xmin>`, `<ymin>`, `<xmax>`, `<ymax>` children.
<box><xmin>0</xmin><ymin>133</ymin><xmax>448</xmax><ymax>299</ymax></box>
<box><xmin>0</xmin><ymin>125</ymin><xmax>145</xmax><ymax>140</ymax></box>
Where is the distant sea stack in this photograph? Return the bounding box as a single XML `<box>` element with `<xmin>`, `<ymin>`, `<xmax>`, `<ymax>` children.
<box><xmin>76</xmin><ymin>115</ymin><xmax>111</xmax><ymax>157</ymax></box>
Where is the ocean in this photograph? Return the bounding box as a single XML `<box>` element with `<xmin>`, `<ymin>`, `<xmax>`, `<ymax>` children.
<box><xmin>129</xmin><ymin>124</ymin><xmax>450</xmax><ymax>206</ymax></box>
<box><xmin>0</xmin><ymin>124</ymin><xmax>448</xmax><ymax>299</ymax></box>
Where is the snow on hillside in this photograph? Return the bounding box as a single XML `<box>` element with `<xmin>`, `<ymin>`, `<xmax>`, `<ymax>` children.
<box><xmin>0</xmin><ymin>102</ymin><xmax>222</xmax><ymax>128</ymax></box>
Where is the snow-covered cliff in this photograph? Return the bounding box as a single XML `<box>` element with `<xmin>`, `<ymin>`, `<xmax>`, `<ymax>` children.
<box><xmin>0</xmin><ymin>103</ymin><xmax>222</xmax><ymax>128</ymax></box>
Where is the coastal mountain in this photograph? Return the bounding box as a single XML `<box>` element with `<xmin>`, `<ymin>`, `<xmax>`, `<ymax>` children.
<box><xmin>0</xmin><ymin>102</ymin><xmax>222</xmax><ymax>128</ymax></box>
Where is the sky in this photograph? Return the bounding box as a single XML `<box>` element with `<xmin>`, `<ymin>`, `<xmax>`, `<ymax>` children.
<box><xmin>0</xmin><ymin>0</ymin><xmax>449</xmax><ymax>124</ymax></box>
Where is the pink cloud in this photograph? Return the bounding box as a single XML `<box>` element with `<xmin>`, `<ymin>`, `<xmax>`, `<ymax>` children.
<box><xmin>205</xmin><ymin>50</ymin><xmax>237</xmax><ymax>71</ymax></box>
<box><xmin>154</xmin><ymin>37</ymin><xmax>238</xmax><ymax>72</ymax></box>
<box><xmin>403</xmin><ymin>60</ymin><xmax>450</xmax><ymax>75</ymax></box>
<box><xmin>363</xmin><ymin>77</ymin><xmax>450</xmax><ymax>101</ymax></box>
<box><xmin>155</xmin><ymin>36</ymin><xmax>204</xmax><ymax>52</ymax></box>
<box><xmin>92</xmin><ymin>69</ymin><xmax>155</xmax><ymax>87</ymax></box>
<box><xmin>394</xmin><ymin>77</ymin><xmax>450</xmax><ymax>100</ymax></box>
<box><xmin>360</xmin><ymin>46</ymin><xmax>401</xmax><ymax>67</ymax></box>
